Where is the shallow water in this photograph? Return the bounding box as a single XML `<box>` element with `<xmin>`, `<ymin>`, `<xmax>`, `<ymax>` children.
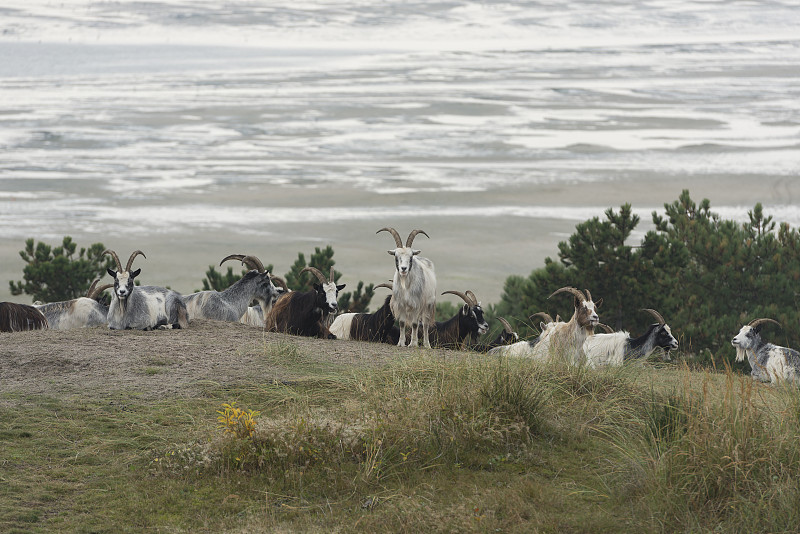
<box><xmin>1</xmin><ymin>1</ymin><xmax>799</xmax><ymax>305</ymax></box>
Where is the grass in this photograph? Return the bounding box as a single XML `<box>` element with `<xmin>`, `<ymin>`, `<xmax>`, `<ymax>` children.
<box><xmin>2</xmin><ymin>345</ymin><xmax>799</xmax><ymax>533</ymax></box>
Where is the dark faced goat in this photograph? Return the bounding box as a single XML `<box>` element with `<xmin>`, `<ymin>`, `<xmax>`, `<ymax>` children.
<box><xmin>583</xmin><ymin>309</ymin><xmax>678</xmax><ymax>368</ymax></box>
<box><xmin>104</xmin><ymin>249</ymin><xmax>189</xmax><ymax>330</ymax></box>
<box><xmin>469</xmin><ymin>317</ymin><xmax>519</xmax><ymax>352</ymax></box>
<box><xmin>265</xmin><ymin>266</ymin><xmax>344</xmax><ymax>338</ymax></box>
<box><xmin>430</xmin><ymin>290</ymin><xmax>489</xmax><ymax>350</ymax></box>
<box><xmin>0</xmin><ymin>302</ymin><xmax>48</xmax><ymax>332</ymax></box>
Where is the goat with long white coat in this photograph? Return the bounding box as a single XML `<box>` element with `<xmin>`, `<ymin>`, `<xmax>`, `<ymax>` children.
<box><xmin>34</xmin><ymin>279</ymin><xmax>112</xmax><ymax>330</ymax></box>
<box><xmin>583</xmin><ymin>309</ymin><xmax>678</xmax><ymax>368</ymax></box>
<box><xmin>104</xmin><ymin>249</ymin><xmax>189</xmax><ymax>330</ymax></box>
<box><xmin>182</xmin><ymin>254</ymin><xmax>281</xmax><ymax>324</ymax></box>
<box><xmin>732</xmin><ymin>318</ymin><xmax>800</xmax><ymax>383</ymax></box>
<box><xmin>378</xmin><ymin>227</ymin><xmax>436</xmax><ymax>348</ymax></box>
<box><xmin>489</xmin><ymin>288</ymin><xmax>601</xmax><ymax>363</ymax></box>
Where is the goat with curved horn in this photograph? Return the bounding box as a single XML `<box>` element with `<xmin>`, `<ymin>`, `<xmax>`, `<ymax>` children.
<box><xmin>732</xmin><ymin>317</ymin><xmax>799</xmax><ymax>383</ymax></box>
<box><xmin>378</xmin><ymin>226</ymin><xmax>437</xmax><ymax>348</ymax></box>
<box><xmin>220</xmin><ymin>254</ymin><xmax>265</xmax><ymax>273</ymax></box>
<box><xmin>642</xmin><ymin>308</ymin><xmax>666</xmax><ymax>325</ymax></box>
<box><xmin>432</xmin><ymin>288</ymin><xmax>488</xmax><ymax>349</ymax></box>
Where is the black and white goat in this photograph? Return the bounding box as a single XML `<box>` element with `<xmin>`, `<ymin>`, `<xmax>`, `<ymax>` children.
<box><xmin>34</xmin><ymin>279</ymin><xmax>112</xmax><ymax>330</ymax></box>
<box><xmin>0</xmin><ymin>302</ymin><xmax>48</xmax><ymax>332</ymax></box>
<box><xmin>329</xmin><ymin>282</ymin><xmax>397</xmax><ymax>343</ymax></box>
<box><xmin>487</xmin><ymin>312</ymin><xmax>560</xmax><ymax>357</ymax></box>
<box><xmin>583</xmin><ymin>309</ymin><xmax>678</xmax><ymax>368</ymax></box>
<box><xmin>732</xmin><ymin>318</ymin><xmax>800</xmax><ymax>383</ymax></box>
<box><xmin>264</xmin><ymin>266</ymin><xmax>344</xmax><ymax>338</ymax></box>
<box><xmin>104</xmin><ymin>249</ymin><xmax>189</xmax><ymax>330</ymax></box>
<box><xmin>469</xmin><ymin>318</ymin><xmax>519</xmax><ymax>352</ymax></box>
<box><xmin>182</xmin><ymin>254</ymin><xmax>281</xmax><ymax>325</ymax></box>
<box><xmin>431</xmin><ymin>290</ymin><xmax>489</xmax><ymax>350</ymax></box>
<box><xmin>378</xmin><ymin>227</ymin><xmax>436</xmax><ymax>348</ymax></box>
<box><xmin>489</xmin><ymin>288</ymin><xmax>601</xmax><ymax>364</ymax></box>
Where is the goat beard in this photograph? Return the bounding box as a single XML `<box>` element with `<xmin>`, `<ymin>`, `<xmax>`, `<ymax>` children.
<box><xmin>734</xmin><ymin>345</ymin><xmax>748</xmax><ymax>362</ymax></box>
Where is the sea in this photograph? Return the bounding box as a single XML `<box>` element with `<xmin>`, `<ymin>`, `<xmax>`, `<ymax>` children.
<box><xmin>1</xmin><ymin>0</ymin><xmax>799</xmax><ymax>305</ymax></box>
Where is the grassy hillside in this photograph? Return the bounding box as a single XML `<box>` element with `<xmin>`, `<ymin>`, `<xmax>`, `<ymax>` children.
<box><xmin>1</xmin><ymin>323</ymin><xmax>799</xmax><ymax>533</ymax></box>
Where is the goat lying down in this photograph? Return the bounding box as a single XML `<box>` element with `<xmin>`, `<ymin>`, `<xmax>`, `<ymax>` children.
<box><xmin>468</xmin><ymin>317</ymin><xmax>519</xmax><ymax>352</ymax></box>
<box><xmin>583</xmin><ymin>309</ymin><xmax>678</xmax><ymax>368</ymax></box>
<box><xmin>182</xmin><ymin>254</ymin><xmax>281</xmax><ymax>324</ymax></box>
<box><xmin>430</xmin><ymin>290</ymin><xmax>489</xmax><ymax>350</ymax></box>
<box><xmin>329</xmin><ymin>283</ymin><xmax>396</xmax><ymax>343</ymax></box>
<box><xmin>104</xmin><ymin>249</ymin><xmax>189</xmax><ymax>330</ymax></box>
<box><xmin>0</xmin><ymin>302</ymin><xmax>48</xmax><ymax>332</ymax></box>
<box><xmin>34</xmin><ymin>279</ymin><xmax>112</xmax><ymax>330</ymax></box>
<box><xmin>732</xmin><ymin>318</ymin><xmax>800</xmax><ymax>383</ymax></box>
<box><xmin>265</xmin><ymin>266</ymin><xmax>344</xmax><ymax>338</ymax></box>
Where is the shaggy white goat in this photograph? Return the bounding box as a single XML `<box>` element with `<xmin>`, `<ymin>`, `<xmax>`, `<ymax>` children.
<box><xmin>732</xmin><ymin>318</ymin><xmax>800</xmax><ymax>383</ymax></box>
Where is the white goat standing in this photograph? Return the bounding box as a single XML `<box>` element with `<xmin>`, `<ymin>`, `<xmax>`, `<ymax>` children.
<box><xmin>583</xmin><ymin>309</ymin><xmax>678</xmax><ymax>368</ymax></box>
<box><xmin>377</xmin><ymin>227</ymin><xmax>436</xmax><ymax>348</ymax></box>
<box><xmin>34</xmin><ymin>279</ymin><xmax>113</xmax><ymax>330</ymax></box>
<box><xmin>104</xmin><ymin>249</ymin><xmax>189</xmax><ymax>330</ymax></box>
<box><xmin>732</xmin><ymin>318</ymin><xmax>800</xmax><ymax>383</ymax></box>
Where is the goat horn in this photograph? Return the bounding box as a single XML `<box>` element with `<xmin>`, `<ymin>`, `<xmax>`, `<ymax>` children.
<box><xmin>641</xmin><ymin>308</ymin><xmax>666</xmax><ymax>325</ymax></box>
<box><xmin>300</xmin><ymin>266</ymin><xmax>328</xmax><ymax>285</ymax></box>
<box><xmin>748</xmin><ymin>317</ymin><xmax>781</xmax><ymax>329</ymax></box>
<box><xmin>465</xmin><ymin>290</ymin><xmax>479</xmax><ymax>307</ymax></box>
<box><xmin>585</xmin><ymin>289</ymin><xmax>592</xmax><ymax>301</ymax></box>
<box><xmin>242</xmin><ymin>255</ymin><xmax>265</xmax><ymax>273</ymax></box>
<box><xmin>271</xmin><ymin>276</ymin><xmax>288</xmax><ymax>292</ymax></box>
<box><xmin>329</xmin><ymin>266</ymin><xmax>336</xmax><ymax>283</ymax></box>
<box><xmin>442</xmin><ymin>290</ymin><xmax>471</xmax><ymax>305</ymax></box>
<box><xmin>87</xmin><ymin>279</ymin><xmax>99</xmax><ymax>297</ymax></box>
<box><xmin>125</xmin><ymin>250</ymin><xmax>146</xmax><ymax>272</ymax></box>
<box><xmin>88</xmin><ymin>283</ymin><xmax>113</xmax><ymax>300</ymax></box>
<box><xmin>374</xmin><ymin>282</ymin><xmax>393</xmax><ymax>290</ymax></box>
<box><xmin>406</xmin><ymin>229</ymin><xmax>430</xmax><ymax>248</ymax></box>
<box><xmin>220</xmin><ymin>254</ymin><xmax>244</xmax><ymax>266</ymax></box>
<box><xmin>596</xmin><ymin>323</ymin><xmax>614</xmax><ymax>334</ymax></box>
<box><xmin>497</xmin><ymin>317</ymin><xmax>513</xmax><ymax>333</ymax></box>
<box><xmin>377</xmin><ymin>227</ymin><xmax>403</xmax><ymax>248</ymax></box>
<box><xmin>102</xmin><ymin>249</ymin><xmax>123</xmax><ymax>272</ymax></box>
<box><xmin>548</xmin><ymin>286</ymin><xmax>586</xmax><ymax>303</ymax></box>
<box><xmin>529</xmin><ymin>312</ymin><xmax>554</xmax><ymax>324</ymax></box>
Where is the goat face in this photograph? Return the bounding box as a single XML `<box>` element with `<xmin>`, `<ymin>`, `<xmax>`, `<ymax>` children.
<box><xmin>314</xmin><ymin>281</ymin><xmax>345</xmax><ymax>314</ymax></box>
<box><xmin>388</xmin><ymin>247</ymin><xmax>419</xmax><ymax>277</ymax></box>
<box><xmin>258</xmin><ymin>274</ymin><xmax>281</xmax><ymax>307</ymax></box>
<box><xmin>732</xmin><ymin>325</ymin><xmax>762</xmax><ymax>361</ymax></box>
<box><xmin>463</xmin><ymin>303</ymin><xmax>489</xmax><ymax>335</ymax></box>
<box><xmin>654</xmin><ymin>323</ymin><xmax>679</xmax><ymax>354</ymax></box>
<box><xmin>576</xmin><ymin>297</ymin><xmax>601</xmax><ymax>327</ymax></box>
<box><xmin>108</xmin><ymin>268</ymin><xmax>141</xmax><ymax>301</ymax></box>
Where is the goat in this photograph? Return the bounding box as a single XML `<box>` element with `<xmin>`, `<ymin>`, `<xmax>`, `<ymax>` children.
<box><xmin>488</xmin><ymin>312</ymin><xmax>562</xmax><ymax>357</ymax></box>
<box><xmin>732</xmin><ymin>318</ymin><xmax>800</xmax><ymax>383</ymax></box>
<box><xmin>430</xmin><ymin>290</ymin><xmax>489</xmax><ymax>350</ymax></box>
<box><xmin>489</xmin><ymin>288</ymin><xmax>601</xmax><ymax>364</ymax></box>
<box><xmin>378</xmin><ymin>227</ymin><xmax>436</xmax><ymax>348</ymax></box>
<box><xmin>329</xmin><ymin>282</ymin><xmax>397</xmax><ymax>342</ymax></box>
<box><xmin>183</xmin><ymin>254</ymin><xmax>281</xmax><ymax>324</ymax></box>
<box><xmin>239</xmin><ymin>276</ymin><xmax>288</xmax><ymax>327</ymax></box>
<box><xmin>0</xmin><ymin>302</ymin><xmax>48</xmax><ymax>332</ymax></box>
<box><xmin>264</xmin><ymin>266</ymin><xmax>344</xmax><ymax>338</ymax></box>
<box><xmin>104</xmin><ymin>249</ymin><xmax>189</xmax><ymax>330</ymax></box>
<box><xmin>583</xmin><ymin>309</ymin><xmax>678</xmax><ymax>368</ymax></box>
<box><xmin>34</xmin><ymin>279</ymin><xmax>113</xmax><ymax>330</ymax></box>
<box><xmin>469</xmin><ymin>317</ymin><xmax>519</xmax><ymax>352</ymax></box>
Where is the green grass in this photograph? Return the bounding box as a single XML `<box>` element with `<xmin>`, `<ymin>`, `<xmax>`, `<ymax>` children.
<box><xmin>2</xmin><ymin>347</ymin><xmax>799</xmax><ymax>533</ymax></box>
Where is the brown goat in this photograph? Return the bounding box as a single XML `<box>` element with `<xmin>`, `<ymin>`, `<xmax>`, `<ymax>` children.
<box><xmin>0</xmin><ymin>302</ymin><xmax>49</xmax><ymax>332</ymax></box>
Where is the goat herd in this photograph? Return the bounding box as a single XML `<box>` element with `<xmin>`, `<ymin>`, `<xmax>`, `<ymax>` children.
<box><xmin>2</xmin><ymin>227</ymin><xmax>799</xmax><ymax>383</ymax></box>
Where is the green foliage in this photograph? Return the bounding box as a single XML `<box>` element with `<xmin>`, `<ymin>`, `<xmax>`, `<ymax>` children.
<box><xmin>495</xmin><ymin>190</ymin><xmax>800</xmax><ymax>365</ymax></box>
<box><xmin>337</xmin><ymin>280</ymin><xmax>376</xmax><ymax>314</ymax></box>
<box><xmin>9</xmin><ymin>236</ymin><xmax>115</xmax><ymax>303</ymax></box>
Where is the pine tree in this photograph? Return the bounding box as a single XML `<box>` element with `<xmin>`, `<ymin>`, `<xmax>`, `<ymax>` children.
<box><xmin>9</xmin><ymin>236</ymin><xmax>115</xmax><ymax>303</ymax></box>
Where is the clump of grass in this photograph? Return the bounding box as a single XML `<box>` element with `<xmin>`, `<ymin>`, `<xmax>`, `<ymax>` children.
<box><xmin>610</xmin><ymin>368</ymin><xmax>800</xmax><ymax>531</ymax></box>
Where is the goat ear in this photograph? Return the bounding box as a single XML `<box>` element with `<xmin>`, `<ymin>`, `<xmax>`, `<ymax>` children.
<box><xmin>107</xmin><ymin>268</ymin><xmax>117</xmax><ymax>278</ymax></box>
<box><xmin>412</xmin><ymin>249</ymin><xmax>421</xmax><ymax>255</ymax></box>
<box><xmin>130</xmin><ymin>268</ymin><xmax>141</xmax><ymax>279</ymax></box>
<box><xmin>461</xmin><ymin>304</ymin><xmax>470</xmax><ymax>315</ymax></box>
<box><xmin>594</xmin><ymin>298</ymin><xmax>603</xmax><ymax>308</ymax></box>
<box><xmin>313</xmin><ymin>283</ymin><xmax>322</xmax><ymax>292</ymax></box>
<box><xmin>387</xmin><ymin>250</ymin><xmax>396</xmax><ymax>256</ymax></box>
<box><xmin>337</xmin><ymin>284</ymin><xmax>346</xmax><ymax>291</ymax></box>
